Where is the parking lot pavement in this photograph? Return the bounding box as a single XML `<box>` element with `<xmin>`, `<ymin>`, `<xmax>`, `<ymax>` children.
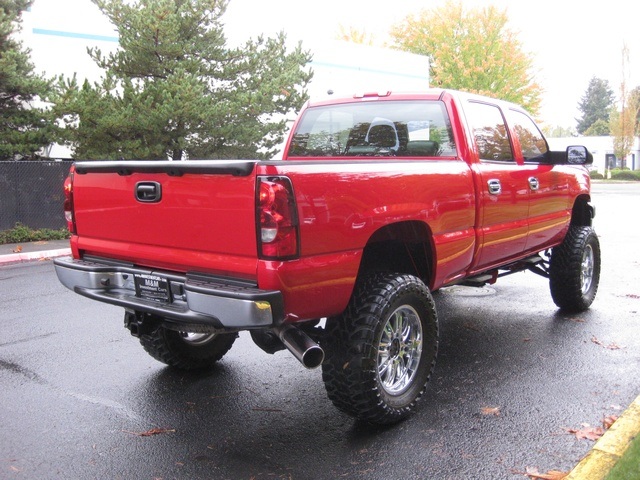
<box><xmin>2</xmin><ymin>182</ymin><xmax>639</xmax><ymax>478</ymax></box>
<box><xmin>0</xmin><ymin>239</ymin><xmax>70</xmax><ymax>265</ymax></box>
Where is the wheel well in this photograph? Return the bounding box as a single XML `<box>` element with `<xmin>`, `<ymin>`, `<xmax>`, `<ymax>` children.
<box><xmin>571</xmin><ymin>195</ymin><xmax>595</xmax><ymax>227</ymax></box>
<box><xmin>358</xmin><ymin>221</ymin><xmax>434</xmax><ymax>285</ymax></box>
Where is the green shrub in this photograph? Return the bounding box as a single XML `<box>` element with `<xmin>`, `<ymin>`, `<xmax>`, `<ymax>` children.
<box><xmin>589</xmin><ymin>170</ymin><xmax>604</xmax><ymax>179</ymax></box>
<box><xmin>610</xmin><ymin>169</ymin><xmax>640</xmax><ymax>181</ymax></box>
<box><xmin>0</xmin><ymin>223</ymin><xmax>70</xmax><ymax>244</ymax></box>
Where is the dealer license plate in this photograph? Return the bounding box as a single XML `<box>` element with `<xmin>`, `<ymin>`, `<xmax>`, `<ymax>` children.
<box><xmin>134</xmin><ymin>273</ymin><xmax>171</xmax><ymax>303</ymax></box>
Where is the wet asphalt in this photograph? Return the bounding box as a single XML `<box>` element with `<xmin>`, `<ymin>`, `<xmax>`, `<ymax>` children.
<box><xmin>1</xmin><ymin>182</ymin><xmax>638</xmax><ymax>479</ymax></box>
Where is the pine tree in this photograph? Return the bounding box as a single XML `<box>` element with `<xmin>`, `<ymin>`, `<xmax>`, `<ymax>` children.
<box><xmin>0</xmin><ymin>0</ymin><xmax>56</xmax><ymax>160</ymax></box>
<box><xmin>54</xmin><ymin>0</ymin><xmax>312</xmax><ymax>160</ymax></box>
<box><xmin>576</xmin><ymin>77</ymin><xmax>615</xmax><ymax>135</ymax></box>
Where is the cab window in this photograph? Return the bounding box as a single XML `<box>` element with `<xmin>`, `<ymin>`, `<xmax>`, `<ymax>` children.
<box><xmin>288</xmin><ymin>101</ymin><xmax>457</xmax><ymax>158</ymax></box>
<box><xmin>509</xmin><ymin>110</ymin><xmax>549</xmax><ymax>161</ymax></box>
<box><xmin>465</xmin><ymin>101</ymin><xmax>514</xmax><ymax>162</ymax></box>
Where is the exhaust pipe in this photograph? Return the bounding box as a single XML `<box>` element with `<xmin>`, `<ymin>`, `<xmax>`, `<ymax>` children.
<box><xmin>276</xmin><ymin>324</ymin><xmax>324</xmax><ymax>369</ymax></box>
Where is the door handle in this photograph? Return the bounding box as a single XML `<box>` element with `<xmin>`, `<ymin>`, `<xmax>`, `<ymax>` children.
<box><xmin>135</xmin><ymin>181</ymin><xmax>162</xmax><ymax>203</ymax></box>
<box><xmin>487</xmin><ymin>179</ymin><xmax>502</xmax><ymax>195</ymax></box>
<box><xmin>528</xmin><ymin>177</ymin><xmax>540</xmax><ymax>191</ymax></box>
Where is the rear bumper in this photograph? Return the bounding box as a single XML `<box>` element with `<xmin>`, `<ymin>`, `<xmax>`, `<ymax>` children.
<box><xmin>53</xmin><ymin>256</ymin><xmax>283</xmax><ymax>330</ymax></box>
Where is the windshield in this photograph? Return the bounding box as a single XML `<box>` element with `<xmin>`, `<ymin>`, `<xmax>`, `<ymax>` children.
<box><xmin>288</xmin><ymin>101</ymin><xmax>457</xmax><ymax>158</ymax></box>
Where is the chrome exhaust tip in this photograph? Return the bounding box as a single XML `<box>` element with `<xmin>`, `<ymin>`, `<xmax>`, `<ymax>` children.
<box><xmin>277</xmin><ymin>324</ymin><xmax>324</xmax><ymax>369</ymax></box>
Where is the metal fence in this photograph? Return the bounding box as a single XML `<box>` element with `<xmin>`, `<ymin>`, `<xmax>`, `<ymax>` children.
<box><xmin>0</xmin><ymin>161</ymin><xmax>73</xmax><ymax>231</ymax></box>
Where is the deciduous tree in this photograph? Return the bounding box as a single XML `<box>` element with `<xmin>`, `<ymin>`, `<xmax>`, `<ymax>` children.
<box><xmin>389</xmin><ymin>0</ymin><xmax>541</xmax><ymax>114</ymax></box>
<box><xmin>336</xmin><ymin>25</ymin><xmax>376</xmax><ymax>46</ymax></box>
<box><xmin>610</xmin><ymin>45</ymin><xmax>637</xmax><ymax>166</ymax></box>
<box><xmin>54</xmin><ymin>0</ymin><xmax>312</xmax><ymax>160</ymax></box>
<box><xmin>630</xmin><ymin>86</ymin><xmax>640</xmax><ymax>136</ymax></box>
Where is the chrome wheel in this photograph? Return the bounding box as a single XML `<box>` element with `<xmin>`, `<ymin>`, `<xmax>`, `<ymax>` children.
<box><xmin>549</xmin><ymin>226</ymin><xmax>601</xmax><ymax>313</ymax></box>
<box><xmin>377</xmin><ymin>305</ymin><xmax>423</xmax><ymax>395</ymax></box>
<box><xmin>321</xmin><ymin>273</ymin><xmax>438</xmax><ymax>424</ymax></box>
<box><xmin>178</xmin><ymin>332</ymin><xmax>218</xmax><ymax>346</ymax></box>
<box><xmin>580</xmin><ymin>244</ymin><xmax>594</xmax><ymax>295</ymax></box>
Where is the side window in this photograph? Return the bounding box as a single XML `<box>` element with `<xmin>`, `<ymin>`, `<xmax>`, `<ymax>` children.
<box><xmin>510</xmin><ymin>110</ymin><xmax>548</xmax><ymax>161</ymax></box>
<box><xmin>465</xmin><ymin>101</ymin><xmax>514</xmax><ymax>162</ymax></box>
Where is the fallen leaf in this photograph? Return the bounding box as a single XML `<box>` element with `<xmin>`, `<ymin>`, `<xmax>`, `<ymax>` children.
<box><xmin>124</xmin><ymin>427</ymin><xmax>175</xmax><ymax>437</ymax></box>
<box><xmin>522</xmin><ymin>467</ymin><xmax>569</xmax><ymax>479</ymax></box>
<box><xmin>12</xmin><ymin>245</ymin><xmax>23</xmax><ymax>253</ymax></box>
<box><xmin>603</xmin><ymin>415</ymin><xmax>618</xmax><ymax>430</ymax></box>
<box><xmin>481</xmin><ymin>406</ymin><xmax>501</xmax><ymax>416</ymax></box>
<box><xmin>591</xmin><ymin>336</ymin><xmax>622</xmax><ymax>350</ymax></box>
<box><xmin>566</xmin><ymin>424</ymin><xmax>604</xmax><ymax>441</ymax></box>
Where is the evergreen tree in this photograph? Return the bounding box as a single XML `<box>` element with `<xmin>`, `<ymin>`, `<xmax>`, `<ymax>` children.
<box><xmin>54</xmin><ymin>0</ymin><xmax>312</xmax><ymax>160</ymax></box>
<box><xmin>576</xmin><ymin>77</ymin><xmax>615</xmax><ymax>135</ymax></box>
<box><xmin>390</xmin><ymin>0</ymin><xmax>541</xmax><ymax>115</ymax></box>
<box><xmin>0</xmin><ymin>0</ymin><xmax>56</xmax><ymax>160</ymax></box>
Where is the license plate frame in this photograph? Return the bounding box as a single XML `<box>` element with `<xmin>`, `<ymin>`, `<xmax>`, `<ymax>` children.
<box><xmin>133</xmin><ymin>273</ymin><xmax>171</xmax><ymax>303</ymax></box>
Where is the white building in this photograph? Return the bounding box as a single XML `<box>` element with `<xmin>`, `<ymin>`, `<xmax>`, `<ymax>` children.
<box><xmin>548</xmin><ymin>137</ymin><xmax>640</xmax><ymax>174</ymax></box>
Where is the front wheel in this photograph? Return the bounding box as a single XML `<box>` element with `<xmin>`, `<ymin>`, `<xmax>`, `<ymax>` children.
<box><xmin>139</xmin><ymin>327</ymin><xmax>237</xmax><ymax>371</ymax></box>
<box><xmin>549</xmin><ymin>226</ymin><xmax>601</xmax><ymax>312</ymax></box>
<box><xmin>321</xmin><ymin>273</ymin><xmax>438</xmax><ymax>425</ymax></box>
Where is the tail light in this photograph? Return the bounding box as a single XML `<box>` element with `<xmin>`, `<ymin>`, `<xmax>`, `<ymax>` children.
<box><xmin>257</xmin><ymin>176</ymin><xmax>299</xmax><ymax>259</ymax></box>
<box><xmin>63</xmin><ymin>165</ymin><xmax>76</xmax><ymax>234</ymax></box>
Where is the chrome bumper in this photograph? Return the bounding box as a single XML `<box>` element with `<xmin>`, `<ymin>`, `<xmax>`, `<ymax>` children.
<box><xmin>53</xmin><ymin>256</ymin><xmax>283</xmax><ymax>330</ymax></box>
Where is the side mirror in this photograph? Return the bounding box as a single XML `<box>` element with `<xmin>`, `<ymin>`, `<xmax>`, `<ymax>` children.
<box><xmin>545</xmin><ymin>145</ymin><xmax>593</xmax><ymax>165</ymax></box>
<box><xmin>566</xmin><ymin>145</ymin><xmax>593</xmax><ymax>165</ymax></box>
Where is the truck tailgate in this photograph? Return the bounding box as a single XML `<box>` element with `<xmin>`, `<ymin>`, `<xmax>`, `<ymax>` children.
<box><xmin>71</xmin><ymin>161</ymin><xmax>259</xmax><ymax>278</ymax></box>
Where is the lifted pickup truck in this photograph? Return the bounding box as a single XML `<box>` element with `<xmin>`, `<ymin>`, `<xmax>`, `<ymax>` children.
<box><xmin>54</xmin><ymin>89</ymin><xmax>600</xmax><ymax>424</ymax></box>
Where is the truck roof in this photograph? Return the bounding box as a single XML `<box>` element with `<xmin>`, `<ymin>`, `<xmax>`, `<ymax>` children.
<box><xmin>303</xmin><ymin>88</ymin><xmax>528</xmax><ymax>115</ymax></box>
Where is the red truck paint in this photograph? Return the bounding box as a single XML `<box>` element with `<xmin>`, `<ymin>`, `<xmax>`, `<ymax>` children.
<box><xmin>54</xmin><ymin>89</ymin><xmax>600</xmax><ymax>424</ymax></box>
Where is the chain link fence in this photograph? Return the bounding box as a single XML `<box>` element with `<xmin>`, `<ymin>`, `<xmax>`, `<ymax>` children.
<box><xmin>0</xmin><ymin>161</ymin><xmax>73</xmax><ymax>231</ymax></box>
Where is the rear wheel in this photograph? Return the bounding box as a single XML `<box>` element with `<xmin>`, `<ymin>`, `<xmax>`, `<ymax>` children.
<box><xmin>321</xmin><ymin>273</ymin><xmax>438</xmax><ymax>425</ymax></box>
<box><xmin>549</xmin><ymin>226</ymin><xmax>601</xmax><ymax>312</ymax></box>
<box><xmin>139</xmin><ymin>327</ymin><xmax>237</xmax><ymax>371</ymax></box>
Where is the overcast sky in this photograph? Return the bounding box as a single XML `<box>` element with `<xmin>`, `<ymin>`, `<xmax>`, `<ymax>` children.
<box><xmin>223</xmin><ymin>0</ymin><xmax>640</xmax><ymax>128</ymax></box>
<box><xmin>24</xmin><ymin>0</ymin><xmax>640</xmax><ymax>129</ymax></box>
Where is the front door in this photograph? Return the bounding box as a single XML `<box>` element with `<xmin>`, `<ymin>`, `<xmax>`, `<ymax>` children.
<box><xmin>507</xmin><ymin>109</ymin><xmax>571</xmax><ymax>253</ymax></box>
<box><xmin>464</xmin><ymin>100</ymin><xmax>530</xmax><ymax>270</ymax></box>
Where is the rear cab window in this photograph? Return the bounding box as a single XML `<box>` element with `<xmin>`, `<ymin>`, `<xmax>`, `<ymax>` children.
<box><xmin>287</xmin><ymin>101</ymin><xmax>457</xmax><ymax>158</ymax></box>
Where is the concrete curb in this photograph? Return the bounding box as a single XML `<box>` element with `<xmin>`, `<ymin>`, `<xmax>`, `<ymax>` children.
<box><xmin>0</xmin><ymin>248</ymin><xmax>71</xmax><ymax>265</ymax></box>
<box><xmin>565</xmin><ymin>394</ymin><xmax>640</xmax><ymax>479</ymax></box>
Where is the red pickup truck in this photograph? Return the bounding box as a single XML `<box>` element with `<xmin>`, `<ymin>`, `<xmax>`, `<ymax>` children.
<box><xmin>54</xmin><ymin>89</ymin><xmax>600</xmax><ymax>424</ymax></box>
